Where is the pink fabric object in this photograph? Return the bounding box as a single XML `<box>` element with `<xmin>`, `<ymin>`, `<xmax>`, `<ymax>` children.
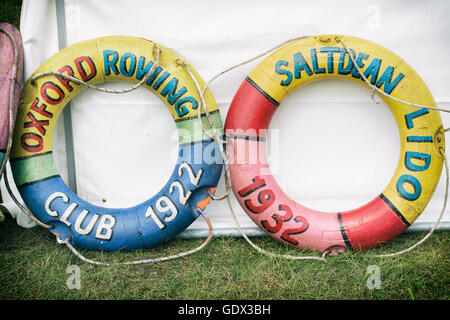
<box><xmin>0</xmin><ymin>22</ymin><xmax>23</xmax><ymax>153</ymax></box>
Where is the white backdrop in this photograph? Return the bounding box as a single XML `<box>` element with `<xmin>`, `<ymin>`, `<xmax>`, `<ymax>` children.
<box><xmin>4</xmin><ymin>0</ymin><xmax>450</xmax><ymax>235</ymax></box>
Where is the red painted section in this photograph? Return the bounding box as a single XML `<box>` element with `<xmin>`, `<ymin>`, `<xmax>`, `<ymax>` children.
<box><xmin>224</xmin><ymin>79</ymin><xmax>277</xmax><ymax>135</ymax></box>
<box><xmin>340</xmin><ymin>196</ymin><xmax>408</xmax><ymax>251</ymax></box>
<box><xmin>226</xmin><ymin>138</ymin><xmax>348</xmax><ymax>253</ymax></box>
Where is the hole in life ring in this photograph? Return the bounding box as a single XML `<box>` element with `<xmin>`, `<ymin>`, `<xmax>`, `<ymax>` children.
<box><xmin>267</xmin><ymin>79</ymin><xmax>400</xmax><ymax>213</ymax></box>
<box><xmin>52</xmin><ymin>82</ymin><xmax>178</xmax><ymax>208</ymax></box>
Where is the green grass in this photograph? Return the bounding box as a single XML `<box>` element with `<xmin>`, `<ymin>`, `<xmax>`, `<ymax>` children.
<box><xmin>0</xmin><ymin>216</ymin><xmax>449</xmax><ymax>300</ymax></box>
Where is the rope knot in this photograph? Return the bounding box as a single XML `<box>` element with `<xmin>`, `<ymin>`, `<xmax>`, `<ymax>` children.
<box><xmin>176</xmin><ymin>58</ymin><xmax>187</xmax><ymax>68</ymax></box>
<box><xmin>56</xmin><ymin>235</ymin><xmax>72</xmax><ymax>244</ymax></box>
<box><xmin>369</xmin><ymin>88</ymin><xmax>380</xmax><ymax>104</ymax></box>
<box><xmin>153</xmin><ymin>46</ymin><xmax>162</xmax><ymax>56</ymax></box>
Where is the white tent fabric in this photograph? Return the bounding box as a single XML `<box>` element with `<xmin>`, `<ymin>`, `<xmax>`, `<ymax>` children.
<box><xmin>4</xmin><ymin>0</ymin><xmax>450</xmax><ymax>236</ymax></box>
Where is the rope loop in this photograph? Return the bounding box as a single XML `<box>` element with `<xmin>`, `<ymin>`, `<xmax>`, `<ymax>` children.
<box><xmin>337</xmin><ymin>37</ymin><xmax>450</xmax><ymax>114</ymax></box>
<box><xmin>336</xmin><ymin>36</ymin><xmax>449</xmax><ymax>257</ymax></box>
<box><xmin>30</xmin><ymin>45</ymin><xmax>162</xmax><ymax>94</ymax></box>
<box><xmin>4</xmin><ymin>44</ymin><xmax>215</xmax><ymax>266</ymax></box>
<box><xmin>4</xmin><ymin>169</ymin><xmax>53</xmax><ymax>229</ymax></box>
<box><xmin>369</xmin><ymin>87</ymin><xmax>380</xmax><ymax>104</ymax></box>
<box><xmin>176</xmin><ymin>60</ymin><xmax>232</xmax><ymax>200</ymax></box>
<box><xmin>61</xmin><ymin>211</ymin><xmax>213</xmax><ymax>266</ymax></box>
<box><xmin>178</xmin><ymin>38</ymin><xmax>331</xmax><ymax>261</ymax></box>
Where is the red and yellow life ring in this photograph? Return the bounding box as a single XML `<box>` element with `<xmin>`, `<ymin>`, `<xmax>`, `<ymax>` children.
<box><xmin>225</xmin><ymin>35</ymin><xmax>445</xmax><ymax>254</ymax></box>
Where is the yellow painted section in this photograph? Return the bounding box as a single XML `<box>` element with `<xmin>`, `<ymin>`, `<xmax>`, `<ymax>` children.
<box><xmin>248</xmin><ymin>34</ymin><xmax>444</xmax><ymax>224</ymax></box>
<box><xmin>12</xmin><ymin>36</ymin><xmax>218</xmax><ymax>159</ymax></box>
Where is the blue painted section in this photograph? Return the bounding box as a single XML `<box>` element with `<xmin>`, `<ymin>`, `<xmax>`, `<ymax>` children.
<box><xmin>16</xmin><ymin>141</ymin><xmax>223</xmax><ymax>251</ymax></box>
<box><xmin>405</xmin><ymin>151</ymin><xmax>431</xmax><ymax>172</ymax></box>
<box><xmin>310</xmin><ymin>48</ymin><xmax>325</xmax><ymax>74</ymax></box>
<box><xmin>407</xmin><ymin>136</ymin><xmax>433</xmax><ymax>143</ymax></box>
<box><xmin>396</xmin><ymin>174</ymin><xmax>422</xmax><ymax>201</ymax></box>
<box><xmin>405</xmin><ymin>108</ymin><xmax>429</xmax><ymax>129</ymax></box>
<box><xmin>274</xmin><ymin>60</ymin><xmax>293</xmax><ymax>86</ymax></box>
<box><xmin>319</xmin><ymin>47</ymin><xmax>340</xmax><ymax>73</ymax></box>
<box><xmin>0</xmin><ymin>152</ymin><xmax>4</xmax><ymax>167</ymax></box>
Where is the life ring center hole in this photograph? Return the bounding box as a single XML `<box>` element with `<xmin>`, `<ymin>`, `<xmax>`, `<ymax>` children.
<box><xmin>267</xmin><ymin>79</ymin><xmax>400</xmax><ymax>212</ymax></box>
<box><xmin>52</xmin><ymin>83</ymin><xmax>178</xmax><ymax>208</ymax></box>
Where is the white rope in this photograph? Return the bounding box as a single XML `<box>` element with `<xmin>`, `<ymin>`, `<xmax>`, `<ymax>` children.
<box><xmin>30</xmin><ymin>47</ymin><xmax>161</xmax><ymax>94</ymax></box>
<box><xmin>336</xmin><ymin>36</ymin><xmax>449</xmax><ymax>257</ymax></box>
<box><xmin>181</xmin><ymin>35</ymin><xmax>449</xmax><ymax>261</ymax></box>
<box><xmin>9</xmin><ymin>45</ymin><xmax>215</xmax><ymax>266</ymax></box>
<box><xmin>197</xmin><ymin>35</ymin><xmax>312</xmax><ymax>146</ymax></box>
<box><xmin>178</xmin><ymin>37</ymin><xmax>329</xmax><ymax>262</ymax></box>
<box><xmin>63</xmin><ymin>210</ymin><xmax>213</xmax><ymax>266</ymax></box>
<box><xmin>4</xmin><ymin>169</ymin><xmax>52</xmax><ymax>228</ymax></box>
<box><xmin>175</xmin><ymin>60</ymin><xmax>231</xmax><ymax>201</ymax></box>
<box><xmin>5</xmin><ymin>45</ymin><xmax>160</xmax><ymax>230</ymax></box>
<box><xmin>176</xmin><ymin>36</ymin><xmax>312</xmax><ymax>201</ymax></box>
<box><xmin>337</xmin><ymin>37</ymin><xmax>450</xmax><ymax>113</ymax></box>
<box><xmin>227</xmin><ymin>196</ymin><xmax>328</xmax><ymax>261</ymax></box>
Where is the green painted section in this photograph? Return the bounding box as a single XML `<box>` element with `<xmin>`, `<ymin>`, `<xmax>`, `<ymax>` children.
<box><xmin>11</xmin><ymin>153</ymin><xmax>59</xmax><ymax>187</ymax></box>
<box><xmin>176</xmin><ymin>112</ymin><xmax>224</xmax><ymax>144</ymax></box>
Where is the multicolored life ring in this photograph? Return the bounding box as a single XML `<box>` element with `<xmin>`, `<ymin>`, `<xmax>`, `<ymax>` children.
<box><xmin>10</xmin><ymin>36</ymin><xmax>224</xmax><ymax>251</ymax></box>
<box><xmin>225</xmin><ymin>34</ymin><xmax>445</xmax><ymax>254</ymax></box>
